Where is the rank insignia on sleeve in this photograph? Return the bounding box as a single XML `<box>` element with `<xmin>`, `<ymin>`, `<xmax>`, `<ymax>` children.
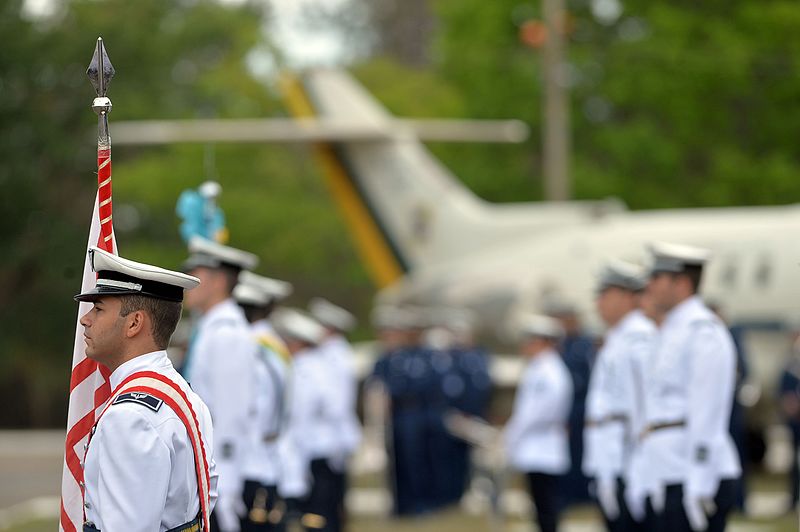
<box><xmin>222</xmin><ymin>442</ymin><xmax>234</xmax><ymax>458</ymax></box>
<box><xmin>696</xmin><ymin>446</ymin><xmax>709</xmax><ymax>463</ymax></box>
<box><xmin>113</xmin><ymin>391</ymin><xmax>164</xmax><ymax>412</ymax></box>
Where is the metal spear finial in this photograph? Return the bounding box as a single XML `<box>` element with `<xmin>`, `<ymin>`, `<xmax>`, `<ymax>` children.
<box><xmin>87</xmin><ymin>37</ymin><xmax>114</xmax><ymax>147</ymax></box>
<box><xmin>87</xmin><ymin>37</ymin><xmax>114</xmax><ymax>99</ymax></box>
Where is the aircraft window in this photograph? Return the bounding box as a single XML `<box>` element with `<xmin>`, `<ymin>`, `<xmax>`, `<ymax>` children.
<box><xmin>754</xmin><ymin>254</ymin><xmax>771</xmax><ymax>287</ymax></box>
<box><xmin>720</xmin><ymin>258</ymin><xmax>737</xmax><ymax>287</ymax></box>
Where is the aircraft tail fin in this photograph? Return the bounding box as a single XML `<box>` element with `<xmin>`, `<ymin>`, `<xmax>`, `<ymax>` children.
<box><xmin>281</xmin><ymin>69</ymin><xmax>623</xmax><ymax>288</ymax></box>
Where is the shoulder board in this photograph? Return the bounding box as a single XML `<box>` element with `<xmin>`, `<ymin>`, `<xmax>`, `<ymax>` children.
<box><xmin>689</xmin><ymin>318</ymin><xmax>717</xmax><ymax>330</ymax></box>
<box><xmin>257</xmin><ymin>334</ymin><xmax>291</xmax><ymax>362</ymax></box>
<box><xmin>112</xmin><ymin>391</ymin><xmax>164</xmax><ymax>412</ymax></box>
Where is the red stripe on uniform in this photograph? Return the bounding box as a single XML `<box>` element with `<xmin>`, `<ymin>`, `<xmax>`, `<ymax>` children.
<box><xmin>91</xmin><ymin>371</ymin><xmax>211</xmax><ymax>532</ymax></box>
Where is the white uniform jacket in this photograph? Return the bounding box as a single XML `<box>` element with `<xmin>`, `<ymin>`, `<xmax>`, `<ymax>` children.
<box><xmin>84</xmin><ymin>350</ymin><xmax>218</xmax><ymax>532</ymax></box>
<box><xmin>640</xmin><ymin>296</ymin><xmax>741</xmax><ymax>498</ymax></box>
<box><xmin>318</xmin><ymin>334</ymin><xmax>363</xmax><ymax>461</ymax></box>
<box><xmin>278</xmin><ymin>347</ymin><xmax>339</xmax><ymax>496</ymax></box>
<box><xmin>186</xmin><ymin>299</ymin><xmax>259</xmax><ymax>497</ymax></box>
<box><xmin>243</xmin><ymin>319</ymin><xmax>290</xmax><ymax>486</ymax></box>
<box><xmin>505</xmin><ymin>348</ymin><xmax>573</xmax><ymax>474</ymax></box>
<box><xmin>584</xmin><ymin>310</ymin><xmax>656</xmax><ymax>481</ymax></box>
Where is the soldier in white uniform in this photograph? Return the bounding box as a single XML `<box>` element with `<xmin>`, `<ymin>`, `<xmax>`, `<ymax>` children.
<box><xmin>75</xmin><ymin>247</ymin><xmax>218</xmax><ymax>532</ymax></box>
<box><xmin>182</xmin><ymin>237</ymin><xmax>261</xmax><ymax>532</ymax></box>
<box><xmin>309</xmin><ymin>297</ymin><xmax>362</xmax><ymax>531</ymax></box>
<box><xmin>584</xmin><ymin>260</ymin><xmax>656</xmax><ymax>531</ymax></box>
<box><xmin>639</xmin><ymin>242</ymin><xmax>741</xmax><ymax>532</ymax></box>
<box><xmin>273</xmin><ymin>308</ymin><xmax>341</xmax><ymax>532</ymax></box>
<box><xmin>234</xmin><ymin>272</ymin><xmax>293</xmax><ymax>531</ymax></box>
<box><xmin>504</xmin><ymin>314</ymin><xmax>573</xmax><ymax>532</ymax></box>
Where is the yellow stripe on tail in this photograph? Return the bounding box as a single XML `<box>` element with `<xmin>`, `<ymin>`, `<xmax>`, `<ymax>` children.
<box><xmin>279</xmin><ymin>73</ymin><xmax>404</xmax><ymax>289</ymax></box>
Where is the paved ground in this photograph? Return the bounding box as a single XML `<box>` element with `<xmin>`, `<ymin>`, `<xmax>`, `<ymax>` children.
<box><xmin>1</xmin><ymin>431</ymin><xmax>797</xmax><ymax>531</ymax></box>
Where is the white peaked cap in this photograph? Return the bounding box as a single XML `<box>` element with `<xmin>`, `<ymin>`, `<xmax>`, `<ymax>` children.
<box><xmin>442</xmin><ymin>307</ymin><xmax>477</xmax><ymax>333</ymax></box>
<box><xmin>273</xmin><ymin>308</ymin><xmax>327</xmax><ymax>345</ymax></box>
<box><xmin>233</xmin><ymin>284</ymin><xmax>267</xmax><ymax>307</ymax></box>
<box><xmin>648</xmin><ymin>241</ymin><xmax>712</xmax><ymax>274</ymax></box>
<box><xmin>75</xmin><ymin>247</ymin><xmax>200</xmax><ymax>302</ymax></box>
<box><xmin>371</xmin><ymin>305</ymin><xmax>417</xmax><ymax>330</ymax></box>
<box><xmin>596</xmin><ymin>259</ymin><xmax>647</xmax><ymax>292</ymax></box>
<box><xmin>308</xmin><ymin>297</ymin><xmax>357</xmax><ymax>332</ymax></box>
<box><xmin>517</xmin><ymin>313</ymin><xmax>565</xmax><ymax>341</ymax></box>
<box><xmin>183</xmin><ymin>236</ymin><xmax>259</xmax><ymax>271</ymax></box>
<box><xmin>234</xmin><ymin>271</ymin><xmax>293</xmax><ymax>306</ymax></box>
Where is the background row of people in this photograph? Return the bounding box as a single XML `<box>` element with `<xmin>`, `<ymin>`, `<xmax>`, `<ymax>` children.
<box><xmin>175</xmin><ymin>234</ymin><xmax>767</xmax><ymax>532</ymax></box>
<box><xmin>178</xmin><ymin>236</ymin><xmax>362</xmax><ymax>532</ymax></box>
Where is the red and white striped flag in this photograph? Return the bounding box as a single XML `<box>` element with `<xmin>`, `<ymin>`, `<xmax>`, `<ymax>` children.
<box><xmin>59</xmin><ymin>144</ymin><xmax>116</xmax><ymax>532</ymax></box>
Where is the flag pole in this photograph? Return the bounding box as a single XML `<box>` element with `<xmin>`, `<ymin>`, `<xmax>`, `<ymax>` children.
<box><xmin>87</xmin><ymin>37</ymin><xmax>115</xmax><ymax>253</ymax></box>
<box><xmin>60</xmin><ymin>38</ymin><xmax>117</xmax><ymax>532</ymax></box>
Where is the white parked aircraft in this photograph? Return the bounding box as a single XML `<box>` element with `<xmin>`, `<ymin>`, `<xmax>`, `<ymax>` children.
<box><xmin>113</xmin><ymin>68</ymin><xmax>799</xmax><ymax>390</ymax></box>
<box><xmin>282</xmin><ymin>69</ymin><xmax>800</xmax><ymax>343</ymax></box>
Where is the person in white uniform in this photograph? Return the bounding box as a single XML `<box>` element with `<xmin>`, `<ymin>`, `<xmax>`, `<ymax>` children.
<box><xmin>640</xmin><ymin>242</ymin><xmax>741</xmax><ymax>532</ymax></box>
<box><xmin>504</xmin><ymin>314</ymin><xmax>573</xmax><ymax>532</ymax></box>
<box><xmin>308</xmin><ymin>297</ymin><xmax>362</xmax><ymax>531</ymax></box>
<box><xmin>234</xmin><ymin>272</ymin><xmax>294</xmax><ymax>531</ymax></box>
<box><xmin>583</xmin><ymin>259</ymin><xmax>656</xmax><ymax>531</ymax></box>
<box><xmin>75</xmin><ymin>246</ymin><xmax>217</xmax><ymax>532</ymax></box>
<box><xmin>273</xmin><ymin>308</ymin><xmax>343</xmax><ymax>531</ymax></box>
<box><xmin>182</xmin><ymin>236</ymin><xmax>261</xmax><ymax>532</ymax></box>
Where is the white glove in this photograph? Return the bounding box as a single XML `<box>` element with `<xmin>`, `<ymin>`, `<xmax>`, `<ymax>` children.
<box><xmin>683</xmin><ymin>495</ymin><xmax>709</xmax><ymax>531</ymax></box>
<box><xmin>649</xmin><ymin>483</ymin><xmax>666</xmax><ymax>514</ymax></box>
<box><xmin>624</xmin><ymin>484</ymin><xmax>646</xmax><ymax>523</ymax></box>
<box><xmin>596</xmin><ymin>477</ymin><xmax>619</xmax><ymax>520</ymax></box>
<box><xmin>215</xmin><ymin>492</ymin><xmax>246</xmax><ymax>532</ymax></box>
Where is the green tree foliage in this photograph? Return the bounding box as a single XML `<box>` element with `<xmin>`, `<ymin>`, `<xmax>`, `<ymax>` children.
<box><xmin>346</xmin><ymin>0</ymin><xmax>800</xmax><ymax>207</ymax></box>
<box><xmin>430</xmin><ymin>0</ymin><xmax>800</xmax><ymax>208</ymax></box>
<box><xmin>0</xmin><ymin>0</ymin><xmax>370</xmax><ymax>426</ymax></box>
<box><xmin>6</xmin><ymin>0</ymin><xmax>800</xmax><ymax>426</ymax></box>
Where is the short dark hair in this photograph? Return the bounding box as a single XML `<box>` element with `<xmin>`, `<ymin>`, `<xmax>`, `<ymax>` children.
<box><xmin>239</xmin><ymin>301</ymin><xmax>275</xmax><ymax>324</ymax></box>
<box><xmin>680</xmin><ymin>265</ymin><xmax>704</xmax><ymax>294</ymax></box>
<box><xmin>220</xmin><ymin>266</ymin><xmax>240</xmax><ymax>294</ymax></box>
<box><xmin>118</xmin><ymin>294</ymin><xmax>182</xmax><ymax>349</ymax></box>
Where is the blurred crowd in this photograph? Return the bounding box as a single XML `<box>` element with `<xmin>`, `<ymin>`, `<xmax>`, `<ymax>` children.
<box><xmin>169</xmin><ymin>228</ymin><xmax>800</xmax><ymax>532</ymax></box>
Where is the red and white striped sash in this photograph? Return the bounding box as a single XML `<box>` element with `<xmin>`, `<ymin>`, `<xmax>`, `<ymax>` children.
<box><xmin>84</xmin><ymin>371</ymin><xmax>211</xmax><ymax>531</ymax></box>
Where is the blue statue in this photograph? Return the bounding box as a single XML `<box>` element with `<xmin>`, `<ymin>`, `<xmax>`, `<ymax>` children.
<box><xmin>176</xmin><ymin>180</ymin><xmax>228</xmax><ymax>244</ymax></box>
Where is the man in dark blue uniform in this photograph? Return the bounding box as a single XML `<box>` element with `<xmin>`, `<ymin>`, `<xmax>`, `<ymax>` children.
<box><xmin>370</xmin><ymin>307</ymin><xmax>434</xmax><ymax>516</ymax></box>
<box><xmin>548</xmin><ymin>302</ymin><xmax>595</xmax><ymax>507</ymax></box>
<box><xmin>437</xmin><ymin>311</ymin><xmax>491</xmax><ymax>507</ymax></box>
<box><xmin>779</xmin><ymin>332</ymin><xmax>800</xmax><ymax>511</ymax></box>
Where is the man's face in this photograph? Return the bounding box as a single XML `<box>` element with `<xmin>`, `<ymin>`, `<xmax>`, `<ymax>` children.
<box><xmin>639</xmin><ymin>289</ymin><xmax>662</xmax><ymax>324</ymax></box>
<box><xmin>520</xmin><ymin>336</ymin><xmax>549</xmax><ymax>358</ymax></box>
<box><xmin>595</xmin><ymin>286</ymin><xmax>629</xmax><ymax>327</ymax></box>
<box><xmin>646</xmin><ymin>272</ymin><xmax>677</xmax><ymax>313</ymax></box>
<box><xmin>183</xmin><ymin>267</ymin><xmax>217</xmax><ymax>312</ymax></box>
<box><xmin>378</xmin><ymin>328</ymin><xmax>406</xmax><ymax>349</ymax></box>
<box><xmin>79</xmin><ymin>296</ymin><xmax>126</xmax><ymax>365</ymax></box>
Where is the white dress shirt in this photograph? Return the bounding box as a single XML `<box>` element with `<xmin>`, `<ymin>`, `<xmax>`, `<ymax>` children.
<box><xmin>185</xmin><ymin>298</ymin><xmax>259</xmax><ymax>497</ymax></box>
<box><xmin>318</xmin><ymin>334</ymin><xmax>362</xmax><ymax>462</ymax></box>
<box><xmin>584</xmin><ymin>310</ymin><xmax>656</xmax><ymax>481</ymax></box>
<box><xmin>243</xmin><ymin>319</ymin><xmax>290</xmax><ymax>486</ymax></box>
<box><xmin>505</xmin><ymin>348</ymin><xmax>573</xmax><ymax>474</ymax></box>
<box><xmin>278</xmin><ymin>347</ymin><xmax>339</xmax><ymax>497</ymax></box>
<box><xmin>640</xmin><ymin>296</ymin><xmax>741</xmax><ymax>498</ymax></box>
<box><xmin>84</xmin><ymin>350</ymin><xmax>218</xmax><ymax>532</ymax></box>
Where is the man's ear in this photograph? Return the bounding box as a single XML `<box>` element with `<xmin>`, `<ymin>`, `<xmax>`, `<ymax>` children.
<box><xmin>125</xmin><ymin>310</ymin><xmax>147</xmax><ymax>339</ymax></box>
